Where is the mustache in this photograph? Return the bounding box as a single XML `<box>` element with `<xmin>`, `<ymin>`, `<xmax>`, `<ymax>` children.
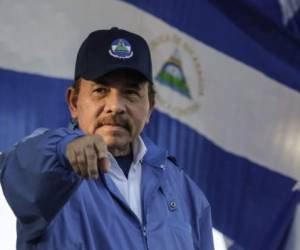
<box><xmin>97</xmin><ymin>116</ymin><xmax>131</xmax><ymax>133</ymax></box>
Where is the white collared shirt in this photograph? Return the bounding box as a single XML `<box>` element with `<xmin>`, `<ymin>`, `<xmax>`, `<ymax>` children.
<box><xmin>107</xmin><ymin>136</ymin><xmax>147</xmax><ymax>222</ymax></box>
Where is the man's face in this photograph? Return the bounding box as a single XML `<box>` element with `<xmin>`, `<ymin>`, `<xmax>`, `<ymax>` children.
<box><xmin>67</xmin><ymin>71</ymin><xmax>152</xmax><ymax>156</ymax></box>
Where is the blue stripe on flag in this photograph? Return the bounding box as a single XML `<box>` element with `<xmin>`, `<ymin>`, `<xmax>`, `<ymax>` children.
<box><xmin>0</xmin><ymin>68</ymin><xmax>70</xmax><ymax>151</ymax></box>
<box><xmin>124</xmin><ymin>0</ymin><xmax>300</xmax><ymax>93</ymax></box>
<box><xmin>232</xmin><ymin>0</ymin><xmax>283</xmax><ymax>27</ymax></box>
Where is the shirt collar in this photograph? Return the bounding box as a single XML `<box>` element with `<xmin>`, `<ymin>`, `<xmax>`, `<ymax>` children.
<box><xmin>132</xmin><ymin>135</ymin><xmax>147</xmax><ymax>169</ymax></box>
<box><xmin>107</xmin><ymin>136</ymin><xmax>147</xmax><ymax>177</ymax></box>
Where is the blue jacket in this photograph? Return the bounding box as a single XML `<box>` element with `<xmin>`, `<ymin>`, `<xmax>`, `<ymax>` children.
<box><xmin>0</xmin><ymin>128</ymin><xmax>214</xmax><ymax>250</ymax></box>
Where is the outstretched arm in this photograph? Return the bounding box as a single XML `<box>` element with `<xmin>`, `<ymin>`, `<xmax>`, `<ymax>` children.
<box><xmin>0</xmin><ymin>128</ymin><xmax>84</xmax><ymax>241</ymax></box>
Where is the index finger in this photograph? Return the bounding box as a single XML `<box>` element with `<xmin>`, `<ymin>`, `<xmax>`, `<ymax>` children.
<box><xmin>93</xmin><ymin>137</ymin><xmax>110</xmax><ymax>172</ymax></box>
<box><xmin>85</xmin><ymin>145</ymin><xmax>99</xmax><ymax>179</ymax></box>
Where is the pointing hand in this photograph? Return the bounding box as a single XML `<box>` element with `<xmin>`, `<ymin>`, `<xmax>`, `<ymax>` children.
<box><xmin>66</xmin><ymin>135</ymin><xmax>110</xmax><ymax>179</ymax></box>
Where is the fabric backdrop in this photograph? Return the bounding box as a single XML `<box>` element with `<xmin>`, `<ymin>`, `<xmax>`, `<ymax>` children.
<box><xmin>0</xmin><ymin>1</ymin><xmax>299</xmax><ymax>249</ymax></box>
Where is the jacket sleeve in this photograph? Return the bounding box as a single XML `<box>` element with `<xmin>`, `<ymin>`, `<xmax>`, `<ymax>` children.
<box><xmin>183</xmin><ymin>173</ymin><xmax>214</xmax><ymax>250</ymax></box>
<box><xmin>197</xmin><ymin>204</ymin><xmax>214</xmax><ymax>250</ymax></box>
<box><xmin>0</xmin><ymin>128</ymin><xmax>84</xmax><ymax>241</ymax></box>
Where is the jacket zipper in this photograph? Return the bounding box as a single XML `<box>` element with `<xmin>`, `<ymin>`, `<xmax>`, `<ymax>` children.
<box><xmin>141</xmin><ymin>225</ymin><xmax>149</xmax><ymax>250</ymax></box>
<box><xmin>101</xmin><ymin>175</ymin><xmax>149</xmax><ymax>250</ymax></box>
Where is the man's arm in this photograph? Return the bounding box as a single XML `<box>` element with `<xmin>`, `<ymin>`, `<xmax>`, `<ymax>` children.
<box><xmin>0</xmin><ymin>128</ymin><xmax>84</xmax><ymax>241</ymax></box>
<box><xmin>182</xmin><ymin>173</ymin><xmax>214</xmax><ymax>250</ymax></box>
<box><xmin>197</xmin><ymin>205</ymin><xmax>214</xmax><ymax>250</ymax></box>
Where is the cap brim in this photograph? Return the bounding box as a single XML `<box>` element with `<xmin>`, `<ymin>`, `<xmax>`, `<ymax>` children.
<box><xmin>85</xmin><ymin>64</ymin><xmax>153</xmax><ymax>84</ymax></box>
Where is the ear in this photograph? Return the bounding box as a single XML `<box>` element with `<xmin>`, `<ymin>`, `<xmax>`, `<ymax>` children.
<box><xmin>66</xmin><ymin>86</ymin><xmax>79</xmax><ymax>119</ymax></box>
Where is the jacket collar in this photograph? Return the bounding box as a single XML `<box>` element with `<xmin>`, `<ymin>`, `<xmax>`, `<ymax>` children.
<box><xmin>140</xmin><ymin>134</ymin><xmax>168</xmax><ymax>169</ymax></box>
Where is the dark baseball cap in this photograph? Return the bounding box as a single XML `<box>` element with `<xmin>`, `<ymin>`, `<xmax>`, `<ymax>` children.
<box><xmin>74</xmin><ymin>27</ymin><xmax>153</xmax><ymax>83</ymax></box>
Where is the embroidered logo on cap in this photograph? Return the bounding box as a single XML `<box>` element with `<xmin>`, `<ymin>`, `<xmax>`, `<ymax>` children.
<box><xmin>109</xmin><ymin>38</ymin><xmax>133</xmax><ymax>59</ymax></box>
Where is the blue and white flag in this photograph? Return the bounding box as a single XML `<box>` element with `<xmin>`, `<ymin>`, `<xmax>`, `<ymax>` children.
<box><xmin>0</xmin><ymin>1</ymin><xmax>299</xmax><ymax>249</ymax></box>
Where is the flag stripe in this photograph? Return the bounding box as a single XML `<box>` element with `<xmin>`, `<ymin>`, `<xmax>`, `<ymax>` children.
<box><xmin>124</xmin><ymin>0</ymin><xmax>300</xmax><ymax>93</ymax></box>
<box><xmin>0</xmin><ymin>68</ymin><xmax>70</xmax><ymax>150</ymax></box>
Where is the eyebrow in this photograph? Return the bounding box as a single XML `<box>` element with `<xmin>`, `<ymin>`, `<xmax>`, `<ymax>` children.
<box><xmin>123</xmin><ymin>82</ymin><xmax>143</xmax><ymax>89</ymax></box>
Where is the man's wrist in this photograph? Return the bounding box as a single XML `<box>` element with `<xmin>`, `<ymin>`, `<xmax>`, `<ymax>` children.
<box><xmin>57</xmin><ymin>130</ymin><xmax>85</xmax><ymax>167</ymax></box>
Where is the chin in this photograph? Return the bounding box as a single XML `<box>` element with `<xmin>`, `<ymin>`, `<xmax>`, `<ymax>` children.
<box><xmin>95</xmin><ymin>126</ymin><xmax>128</xmax><ymax>141</ymax></box>
<box><xmin>102</xmin><ymin>134</ymin><xmax>129</xmax><ymax>148</ymax></box>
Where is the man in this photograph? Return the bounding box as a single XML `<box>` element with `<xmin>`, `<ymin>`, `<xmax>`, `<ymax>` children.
<box><xmin>0</xmin><ymin>28</ymin><xmax>214</xmax><ymax>250</ymax></box>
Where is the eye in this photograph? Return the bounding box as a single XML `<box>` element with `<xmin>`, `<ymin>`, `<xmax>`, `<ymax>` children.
<box><xmin>94</xmin><ymin>87</ymin><xmax>109</xmax><ymax>94</ymax></box>
<box><xmin>124</xmin><ymin>89</ymin><xmax>140</xmax><ymax>96</ymax></box>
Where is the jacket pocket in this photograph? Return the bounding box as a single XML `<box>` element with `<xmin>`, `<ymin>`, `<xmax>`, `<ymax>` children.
<box><xmin>168</xmin><ymin>220</ymin><xmax>192</xmax><ymax>234</ymax></box>
<box><xmin>167</xmin><ymin>220</ymin><xmax>195</xmax><ymax>250</ymax></box>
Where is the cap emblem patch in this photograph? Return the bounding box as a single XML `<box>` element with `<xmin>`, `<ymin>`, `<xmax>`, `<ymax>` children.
<box><xmin>109</xmin><ymin>38</ymin><xmax>133</xmax><ymax>59</ymax></box>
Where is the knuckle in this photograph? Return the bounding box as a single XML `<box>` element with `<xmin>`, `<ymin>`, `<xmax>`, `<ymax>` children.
<box><xmin>79</xmin><ymin>167</ymin><xmax>87</xmax><ymax>176</ymax></box>
<box><xmin>77</xmin><ymin>158</ymin><xmax>85</xmax><ymax>166</ymax></box>
<box><xmin>69</xmin><ymin>160</ymin><xmax>77</xmax><ymax>166</ymax></box>
<box><xmin>89</xmin><ymin>168</ymin><xmax>98</xmax><ymax>176</ymax></box>
<box><xmin>98</xmin><ymin>153</ymin><xmax>106</xmax><ymax>159</ymax></box>
<box><xmin>76</xmin><ymin>150</ymin><xmax>84</xmax><ymax>156</ymax></box>
<box><xmin>66</xmin><ymin>153</ymin><xmax>73</xmax><ymax>161</ymax></box>
<box><xmin>81</xmin><ymin>172</ymin><xmax>88</xmax><ymax>178</ymax></box>
<box><xmin>85</xmin><ymin>143</ymin><xmax>94</xmax><ymax>150</ymax></box>
<box><xmin>86</xmin><ymin>153</ymin><xmax>96</xmax><ymax>161</ymax></box>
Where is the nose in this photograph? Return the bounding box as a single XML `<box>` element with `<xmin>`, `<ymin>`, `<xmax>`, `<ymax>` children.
<box><xmin>103</xmin><ymin>90</ymin><xmax>126</xmax><ymax>115</ymax></box>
